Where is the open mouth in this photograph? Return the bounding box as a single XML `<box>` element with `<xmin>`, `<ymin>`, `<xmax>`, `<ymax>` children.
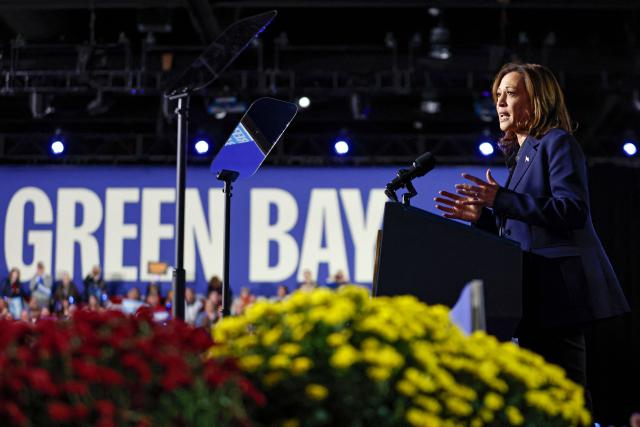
<box><xmin>499</xmin><ymin>112</ymin><xmax>510</xmax><ymax>121</ymax></box>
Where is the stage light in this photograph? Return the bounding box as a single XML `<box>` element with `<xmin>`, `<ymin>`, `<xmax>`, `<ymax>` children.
<box><xmin>479</xmin><ymin>142</ymin><xmax>494</xmax><ymax>156</ymax></box>
<box><xmin>334</xmin><ymin>140</ymin><xmax>350</xmax><ymax>155</ymax></box>
<box><xmin>194</xmin><ymin>139</ymin><xmax>210</xmax><ymax>154</ymax></box>
<box><xmin>51</xmin><ymin>139</ymin><xmax>65</xmax><ymax>155</ymax></box>
<box><xmin>430</xmin><ymin>23</ymin><xmax>451</xmax><ymax>60</ymax></box>
<box><xmin>623</xmin><ymin>142</ymin><xmax>637</xmax><ymax>156</ymax></box>
<box><xmin>298</xmin><ymin>96</ymin><xmax>311</xmax><ymax>108</ymax></box>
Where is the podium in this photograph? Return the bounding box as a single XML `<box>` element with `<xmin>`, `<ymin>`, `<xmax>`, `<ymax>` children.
<box><xmin>374</xmin><ymin>202</ymin><xmax>523</xmax><ymax>341</ymax></box>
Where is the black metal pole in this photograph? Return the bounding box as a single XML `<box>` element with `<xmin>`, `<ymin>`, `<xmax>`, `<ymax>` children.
<box><xmin>217</xmin><ymin>169</ymin><xmax>239</xmax><ymax>318</ymax></box>
<box><xmin>222</xmin><ymin>179</ymin><xmax>232</xmax><ymax>317</ymax></box>
<box><xmin>172</xmin><ymin>96</ymin><xmax>189</xmax><ymax>321</ymax></box>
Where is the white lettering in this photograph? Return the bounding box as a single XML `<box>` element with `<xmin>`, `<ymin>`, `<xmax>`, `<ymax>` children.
<box><xmin>298</xmin><ymin>189</ymin><xmax>349</xmax><ymax>282</ymax></box>
<box><xmin>103</xmin><ymin>188</ymin><xmax>140</xmax><ymax>281</ymax></box>
<box><xmin>55</xmin><ymin>188</ymin><xmax>103</xmax><ymax>279</ymax></box>
<box><xmin>139</xmin><ymin>189</ymin><xmax>174</xmax><ymax>282</ymax></box>
<box><xmin>4</xmin><ymin>187</ymin><xmax>53</xmax><ymax>278</ymax></box>
<box><xmin>250</xmin><ymin>188</ymin><xmax>299</xmax><ymax>282</ymax></box>
<box><xmin>185</xmin><ymin>189</ymin><xmax>224</xmax><ymax>282</ymax></box>
<box><xmin>340</xmin><ymin>189</ymin><xmax>387</xmax><ymax>282</ymax></box>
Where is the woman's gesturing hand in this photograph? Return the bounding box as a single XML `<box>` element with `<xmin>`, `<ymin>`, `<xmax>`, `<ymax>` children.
<box><xmin>455</xmin><ymin>169</ymin><xmax>500</xmax><ymax>208</ymax></box>
<box><xmin>434</xmin><ymin>190</ymin><xmax>483</xmax><ymax>223</ymax></box>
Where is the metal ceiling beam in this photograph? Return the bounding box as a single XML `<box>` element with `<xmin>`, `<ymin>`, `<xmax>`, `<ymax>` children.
<box><xmin>210</xmin><ymin>0</ymin><xmax>640</xmax><ymax>9</ymax></box>
<box><xmin>2</xmin><ymin>0</ymin><xmax>639</xmax><ymax>10</ymax></box>
<box><xmin>0</xmin><ymin>0</ymin><xmax>182</xmax><ymax>11</ymax></box>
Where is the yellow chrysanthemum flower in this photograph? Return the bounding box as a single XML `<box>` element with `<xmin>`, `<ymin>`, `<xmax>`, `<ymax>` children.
<box><xmin>291</xmin><ymin>357</ymin><xmax>313</xmax><ymax>375</ymax></box>
<box><xmin>268</xmin><ymin>354</ymin><xmax>291</xmax><ymax>369</ymax></box>
<box><xmin>367</xmin><ymin>366</ymin><xmax>392</xmax><ymax>382</ymax></box>
<box><xmin>279</xmin><ymin>343</ymin><xmax>301</xmax><ymax>356</ymax></box>
<box><xmin>505</xmin><ymin>406</ymin><xmax>524</xmax><ymax>426</ymax></box>
<box><xmin>484</xmin><ymin>392</ymin><xmax>504</xmax><ymax>411</ymax></box>
<box><xmin>305</xmin><ymin>383</ymin><xmax>329</xmax><ymax>401</ymax></box>
<box><xmin>326</xmin><ymin>331</ymin><xmax>350</xmax><ymax>347</ymax></box>
<box><xmin>211</xmin><ymin>285</ymin><xmax>590</xmax><ymax>426</ymax></box>
<box><xmin>329</xmin><ymin>345</ymin><xmax>360</xmax><ymax>369</ymax></box>
<box><xmin>238</xmin><ymin>354</ymin><xmax>263</xmax><ymax>372</ymax></box>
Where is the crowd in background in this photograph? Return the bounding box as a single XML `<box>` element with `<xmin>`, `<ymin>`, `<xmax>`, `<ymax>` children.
<box><xmin>1</xmin><ymin>263</ymin><xmax>353</xmax><ymax>331</ymax></box>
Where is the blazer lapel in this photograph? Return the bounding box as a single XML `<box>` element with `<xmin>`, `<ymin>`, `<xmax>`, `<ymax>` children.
<box><xmin>508</xmin><ymin>136</ymin><xmax>538</xmax><ymax>190</ymax></box>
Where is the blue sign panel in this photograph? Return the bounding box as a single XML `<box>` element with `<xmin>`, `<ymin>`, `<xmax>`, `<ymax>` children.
<box><xmin>0</xmin><ymin>165</ymin><xmax>507</xmax><ymax>297</ymax></box>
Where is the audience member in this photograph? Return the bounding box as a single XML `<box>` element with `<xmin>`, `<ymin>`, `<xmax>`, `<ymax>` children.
<box><xmin>29</xmin><ymin>261</ymin><xmax>53</xmax><ymax>309</ymax></box>
<box><xmin>145</xmin><ymin>290</ymin><xmax>169</xmax><ymax>322</ymax></box>
<box><xmin>2</xmin><ymin>267</ymin><xmax>26</xmax><ymax>319</ymax></box>
<box><xmin>326</xmin><ymin>270</ymin><xmax>348</xmax><ymax>289</ymax></box>
<box><xmin>122</xmin><ymin>287</ymin><xmax>144</xmax><ymax>315</ymax></box>
<box><xmin>26</xmin><ymin>298</ymin><xmax>41</xmax><ymax>323</ymax></box>
<box><xmin>145</xmin><ymin>282</ymin><xmax>161</xmax><ymax>300</ymax></box>
<box><xmin>195</xmin><ymin>291</ymin><xmax>221</xmax><ymax>329</ymax></box>
<box><xmin>184</xmin><ymin>287</ymin><xmax>202</xmax><ymax>325</ymax></box>
<box><xmin>0</xmin><ymin>299</ymin><xmax>10</xmax><ymax>319</ymax></box>
<box><xmin>271</xmin><ymin>285</ymin><xmax>289</xmax><ymax>302</ymax></box>
<box><xmin>165</xmin><ymin>289</ymin><xmax>174</xmax><ymax>312</ymax></box>
<box><xmin>83</xmin><ymin>265</ymin><xmax>107</xmax><ymax>305</ymax></box>
<box><xmin>52</xmin><ymin>272</ymin><xmax>80</xmax><ymax>315</ymax></box>
<box><xmin>57</xmin><ymin>298</ymin><xmax>77</xmax><ymax>319</ymax></box>
<box><xmin>207</xmin><ymin>275</ymin><xmax>223</xmax><ymax>296</ymax></box>
<box><xmin>86</xmin><ymin>294</ymin><xmax>104</xmax><ymax>312</ymax></box>
<box><xmin>231</xmin><ymin>287</ymin><xmax>255</xmax><ymax>315</ymax></box>
<box><xmin>146</xmin><ymin>291</ymin><xmax>162</xmax><ymax>309</ymax></box>
<box><xmin>298</xmin><ymin>269</ymin><xmax>317</xmax><ymax>292</ymax></box>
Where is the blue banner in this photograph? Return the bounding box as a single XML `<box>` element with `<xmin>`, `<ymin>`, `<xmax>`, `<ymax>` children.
<box><xmin>0</xmin><ymin>165</ymin><xmax>507</xmax><ymax>297</ymax></box>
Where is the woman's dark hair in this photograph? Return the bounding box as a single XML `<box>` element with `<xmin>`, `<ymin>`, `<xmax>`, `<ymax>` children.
<box><xmin>492</xmin><ymin>63</ymin><xmax>574</xmax><ymax>157</ymax></box>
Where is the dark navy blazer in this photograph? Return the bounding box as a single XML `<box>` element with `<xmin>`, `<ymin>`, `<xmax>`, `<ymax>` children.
<box><xmin>477</xmin><ymin>128</ymin><xmax>629</xmax><ymax>327</ymax></box>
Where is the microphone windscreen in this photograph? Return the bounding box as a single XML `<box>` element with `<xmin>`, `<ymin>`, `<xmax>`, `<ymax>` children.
<box><xmin>412</xmin><ymin>152</ymin><xmax>436</xmax><ymax>177</ymax></box>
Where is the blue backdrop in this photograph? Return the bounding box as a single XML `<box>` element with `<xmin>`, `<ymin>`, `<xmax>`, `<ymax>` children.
<box><xmin>0</xmin><ymin>165</ymin><xmax>507</xmax><ymax>297</ymax></box>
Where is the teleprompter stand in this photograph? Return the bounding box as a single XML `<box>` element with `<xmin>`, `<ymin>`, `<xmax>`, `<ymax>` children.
<box><xmin>163</xmin><ymin>11</ymin><xmax>277</xmax><ymax>320</ymax></box>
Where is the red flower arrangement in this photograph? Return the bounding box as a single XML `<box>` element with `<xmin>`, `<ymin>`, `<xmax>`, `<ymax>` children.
<box><xmin>0</xmin><ymin>308</ymin><xmax>264</xmax><ymax>427</ymax></box>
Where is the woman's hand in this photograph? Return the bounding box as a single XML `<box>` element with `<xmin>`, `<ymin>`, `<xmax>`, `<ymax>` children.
<box><xmin>434</xmin><ymin>191</ymin><xmax>483</xmax><ymax>223</ymax></box>
<box><xmin>455</xmin><ymin>169</ymin><xmax>500</xmax><ymax>208</ymax></box>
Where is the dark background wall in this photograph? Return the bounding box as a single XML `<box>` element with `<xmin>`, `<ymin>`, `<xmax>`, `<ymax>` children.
<box><xmin>588</xmin><ymin>163</ymin><xmax>639</xmax><ymax>425</ymax></box>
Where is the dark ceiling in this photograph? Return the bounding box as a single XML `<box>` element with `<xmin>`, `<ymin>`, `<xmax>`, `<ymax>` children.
<box><xmin>0</xmin><ymin>0</ymin><xmax>639</xmax><ymax>164</ymax></box>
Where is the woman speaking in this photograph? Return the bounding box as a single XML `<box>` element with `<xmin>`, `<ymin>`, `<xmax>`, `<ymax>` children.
<box><xmin>434</xmin><ymin>63</ymin><xmax>629</xmax><ymax>404</ymax></box>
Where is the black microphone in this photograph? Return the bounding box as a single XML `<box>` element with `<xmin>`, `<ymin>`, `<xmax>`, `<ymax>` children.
<box><xmin>386</xmin><ymin>152</ymin><xmax>436</xmax><ymax>192</ymax></box>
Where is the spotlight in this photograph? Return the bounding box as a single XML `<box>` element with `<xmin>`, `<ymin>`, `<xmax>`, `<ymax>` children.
<box><xmin>421</xmin><ymin>100</ymin><xmax>440</xmax><ymax>114</ymax></box>
<box><xmin>334</xmin><ymin>139</ymin><xmax>350</xmax><ymax>155</ymax></box>
<box><xmin>298</xmin><ymin>96</ymin><xmax>311</xmax><ymax>109</ymax></box>
<box><xmin>430</xmin><ymin>23</ymin><xmax>451</xmax><ymax>60</ymax></box>
<box><xmin>194</xmin><ymin>139</ymin><xmax>210</xmax><ymax>154</ymax></box>
<box><xmin>623</xmin><ymin>142</ymin><xmax>637</xmax><ymax>156</ymax></box>
<box><xmin>51</xmin><ymin>139</ymin><xmax>65</xmax><ymax>155</ymax></box>
<box><xmin>479</xmin><ymin>142</ymin><xmax>494</xmax><ymax>156</ymax></box>
<box><xmin>420</xmin><ymin>90</ymin><xmax>440</xmax><ymax>114</ymax></box>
